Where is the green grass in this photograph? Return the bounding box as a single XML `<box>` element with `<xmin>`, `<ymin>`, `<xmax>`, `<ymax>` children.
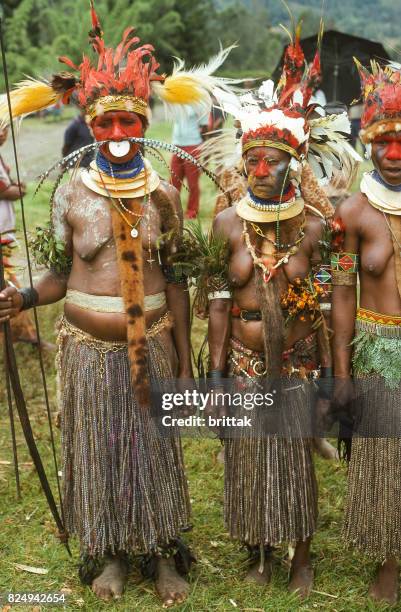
<box><xmin>0</xmin><ymin>122</ymin><xmax>392</xmax><ymax>612</ymax></box>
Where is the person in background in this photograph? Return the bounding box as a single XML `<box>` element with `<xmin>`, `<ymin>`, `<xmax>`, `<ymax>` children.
<box><xmin>208</xmin><ymin>96</ymin><xmax>225</xmax><ymax>138</ymax></box>
<box><xmin>0</xmin><ymin>126</ymin><xmax>50</xmax><ymax>347</ymax></box>
<box><xmin>62</xmin><ymin>110</ymin><xmax>94</xmax><ymax>168</ymax></box>
<box><xmin>170</xmin><ymin>108</ymin><xmax>208</xmax><ymax>219</ymax></box>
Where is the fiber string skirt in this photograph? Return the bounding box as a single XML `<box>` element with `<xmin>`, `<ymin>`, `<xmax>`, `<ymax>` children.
<box><xmin>224</xmin><ymin>337</ymin><xmax>318</xmax><ymax>547</ymax></box>
<box><xmin>58</xmin><ymin>317</ymin><xmax>191</xmax><ymax>557</ymax></box>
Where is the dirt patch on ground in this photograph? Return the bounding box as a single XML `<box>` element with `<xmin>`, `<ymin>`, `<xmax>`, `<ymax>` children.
<box><xmin>3</xmin><ymin>117</ymin><xmax>70</xmax><ymax>182</ymax></box>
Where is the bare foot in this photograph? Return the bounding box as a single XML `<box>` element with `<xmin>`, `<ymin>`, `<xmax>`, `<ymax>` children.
<box><xmin>245</xmin><ymin>558</ymin><xmax>272</xmax><ymax>585</ymax></box>
<box><xmin>155</xmin><ymin>557</ymin><xmax>190</xmax><ymax>607</ymax></box>
<box><xmin>288</xmin><ymin>563</ymin><xmax>314</xmax><ymax>599</ymax></box>
<box><xmin>368</xmin><ymin>559</ymin><xmax>399</xmax><ymax>606</ymax></box>
<box><xmin>91</xmin><ymin>556</ymin><xmax>128</xmax><ymax>601</ymax></box>
<box><xmin>313</xmin><ymin>438</ymin><xmax>339</xmax><ymax>461</ymax></box>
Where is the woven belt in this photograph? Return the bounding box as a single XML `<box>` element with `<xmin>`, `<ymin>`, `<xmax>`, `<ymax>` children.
<box><xmin>66</xmin><ymin>289</ymin><xmax>166</xmax><ymax>314</ymax></box>
<box><xmin>231</xmin><ymin>306</ymin><xmax>262</xmax><ymax>321</ymax></box>
<box><xmin>356</xmin><ymin>307</ymin><xmax>401</xmax><ymax>339</ymax></box>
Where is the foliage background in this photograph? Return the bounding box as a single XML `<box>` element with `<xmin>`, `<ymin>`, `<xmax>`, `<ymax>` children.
<box><xmin>1</xmin><ymin>0</ymin><xmax>399</xmax><ymax>91</ymax></box>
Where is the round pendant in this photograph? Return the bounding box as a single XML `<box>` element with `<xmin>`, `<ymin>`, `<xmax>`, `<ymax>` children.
<box><xmin>131</xmin><ymin>227</ymin><xmax>139</xmax><ymax>238</ymax></box>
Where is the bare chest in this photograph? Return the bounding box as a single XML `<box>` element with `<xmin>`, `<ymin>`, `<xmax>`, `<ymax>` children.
<box><xmin>229</xmin><ymin>225</ymin><xmax>313</xmax><ymax>288</ymax></box>
<box><xmin>360</xmin><ymin>212</ymin><xmax>395</xmax><ymax>276</ymax></box>
<box><xmin>68</xmin><ymin>194</ymin><xmax>162</xmax><ymax>262</ymax></box>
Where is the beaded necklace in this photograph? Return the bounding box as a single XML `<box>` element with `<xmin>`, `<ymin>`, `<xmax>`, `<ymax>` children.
<box><xmin>242</xmin><ymin>220</ymin><xmax>301</xmax><ymax>283</ymax></box>
<box><xmin>97</xmin><ymin>153</ymin><xmax>156</xmax><ymax>266</ymax></box>
<box><xmin>250</xmin><ymin>215</ymin><xmax>305</xmax><ymax>251</ymax></box>
<box><xmin>96</xmin><ymin>150</ymin><xmax>145</xmax><ymax>179</ymax></box>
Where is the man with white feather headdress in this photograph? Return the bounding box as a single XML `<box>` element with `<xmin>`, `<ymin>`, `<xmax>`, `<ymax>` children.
<box><xmin>204</xmin><ymin>25</ymin><xmax>359</xmax><ymax>598</ymax></box>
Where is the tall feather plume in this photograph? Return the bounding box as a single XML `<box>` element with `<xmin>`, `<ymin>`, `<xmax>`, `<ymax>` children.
<box><xmin>0</xmin><ymin>79</ymin><xmax>62</xmax><ymax>126</ymax></box>
<box><xmin>198</xmin><ymin>128</ymin><xmax>240</xmax><ymax>171</ymax></box>
<box><xmin>308</xmin><ymin>112</ymin><xmax>362</xmax><ymax>186</ymax></box>
<box><xmin>89</xmin><ymin>0</ymin><xmax>103</xmax><ymax>41</ymax></box>
<box><xmin>152</xmin><ymin>45</ymin><xmax>240</xmax><ymax>120</ymax></box>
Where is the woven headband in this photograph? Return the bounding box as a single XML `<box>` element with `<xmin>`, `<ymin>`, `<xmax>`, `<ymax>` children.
<box><xmin>242</xmin><ymin>139</ymin><xmax>300</xmax><ymax>160</ymax></box>
<box><xmin>86</xmin><ymin>95</ymin><xmax>148</xmax><ymax>120</ymax></box>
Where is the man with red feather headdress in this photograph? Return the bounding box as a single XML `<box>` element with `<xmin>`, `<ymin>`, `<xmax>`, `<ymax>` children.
<box><xmin>332</xmin><ymin>60</ymin><xmax>401</xmax><ymax>605</ymax></box>
<box><xmin>0</xmin><ymin>1</ymin><xmax>236</xmax><ymax>604</ymax></box>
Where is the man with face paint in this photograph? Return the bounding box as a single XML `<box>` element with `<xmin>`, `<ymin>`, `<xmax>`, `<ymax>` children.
<box><xmin>332</xmin><ymin>61</ymin><xmax>401</xmax><ymax>605</ymax></box>
<box><xmin>204</xmin><ymin>32</ymin><xmax>356</xmax><ymax>597</ymax></box>
<box><xmin>0</xmin><ymin>2</ymin><xmax>236</xmax><ymax>605</ymax></box>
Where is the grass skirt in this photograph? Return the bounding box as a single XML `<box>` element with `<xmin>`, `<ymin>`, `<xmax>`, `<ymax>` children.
<box><xmin>343</xmin><ymin>322</ymin><xmax>401</xmax><ymax>559</ymax></box>
<box><xmin>58</xmin><ymin>317</ymin><xmax>191</xmax><ymax>557</ymax></box>
<box><xmin>224</xmin><ymin>338</ymin><xmax>318</xmax><ymax>547</ymax></box>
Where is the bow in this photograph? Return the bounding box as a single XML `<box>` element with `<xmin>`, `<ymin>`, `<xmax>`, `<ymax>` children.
<box><xmin>0</xmin><ymin>16</ymin><xmax>70</xmax><ymax>556</ymax></box>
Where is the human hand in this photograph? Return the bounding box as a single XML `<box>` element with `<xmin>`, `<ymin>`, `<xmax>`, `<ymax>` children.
<box><xmin>333</xmin><ymin>377</ymin><xmax>355</xmax><ymax>408</ymax></box>
<box><xmin>17</xmin><ymin>181</ymin><xmax>27</xmax><ymax>196</ymax></box>
<box><xmin>175</xmin><ymin>374</ymin><xmax>197</xmax><ymax>417</ymax></box>
<box><xmin>315</xmin><ymin>397</ymin><xmax>334</xmax><ymax>434</ymax></box>
<box><xmin>0</xmin><ymin>286</ymin><xmax>23</xmax><ymax>323</ymax></box>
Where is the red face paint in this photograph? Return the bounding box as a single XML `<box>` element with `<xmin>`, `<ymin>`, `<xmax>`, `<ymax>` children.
<box><xmin>245</xmin><ymin>146</ymin><xmax>291</xmax><ymax>199</ymax></box>
<box><xmin>384</xmin><ymin>140</ymin><xmax>401</xmax><ymax>161</ymax></box>
<box><xmin>372</xmin><ymin>132</ymin><xmax>401</xmax><ymax>186</ymax></box>
<box><xmin>91</xmin><ymin>110</ymin><xmax>144</xmax><ymax>162</ymax></box>
<box><xmin>254</xmin><ymin>157</ymin><xmax>271</xmax><ymax>177</ymax></box>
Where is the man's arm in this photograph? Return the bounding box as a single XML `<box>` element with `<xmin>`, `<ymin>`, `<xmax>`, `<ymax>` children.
<box><xmin>331</xmin><ymin>197</ymin><xmax>360</xmax><ymax>403</ymax></box>
<box><xmin>0</xmin><ymin>182</ymin><xmax>26</xmax><ymax>201</ymax></box>
<box><xmin>208</xmin><ymin>211</ymin><xmax>232</xmax><ymax>373</ymax></box>
<box><xmin>307</xmin><ymin>215</ymin><xmax>332</xmax><ymax>369</ymax></box>
<box><xmin>198</xmin><ymin>112</ymin><xmax>209</xmax><ymax>141</ymax></box>
<box><xmin>162</xmin><ymin>184</ymin><xmax>193</xmax><ymax>377</ymax></box>
<box><xmin>0</xmin><ymin>184</ymin><xmax>72</xmax><ymax>321</ymax></box>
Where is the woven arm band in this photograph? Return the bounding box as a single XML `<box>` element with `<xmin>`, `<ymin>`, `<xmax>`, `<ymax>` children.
<box><xmin>207</xmin><ymin>274</ymin><xmax>232</xmax><ymax>301</ymax></box>
<box><xmin>162</xmin><ymin>264</ymin><xmax>188</xmax><ymax>285</ymax></box>
<box><xmin>331</xmin><ymin>252</ymin><xmax>358</xmax><ymax>286</ymax></box>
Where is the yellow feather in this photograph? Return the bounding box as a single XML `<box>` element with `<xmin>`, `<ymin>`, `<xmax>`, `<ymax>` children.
<box><xmin>0</xmin><ymin>79</ymin><xmax>61</xmax><ymax>126</ymax></box>
<box><xmin>153</xmin><ymin>75</ymin><xmax>207</xmax><ymax>106</ymax></box>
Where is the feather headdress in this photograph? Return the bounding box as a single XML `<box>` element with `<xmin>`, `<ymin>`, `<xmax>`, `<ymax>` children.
<box><xmin>0</xmin><ymin>1</ymin><xmax>237</xmax><ymax>409</ymax></box>
<box><xmin>356</xmin><ymin>59</ymin><xmax>401</xmax><ymax>143</ymax></box>
<box><xmin>201</xmin><ymin>21</ymin><xmax>361</xmax><ymax>187</ymax></box>
<box><xmin>0</xmin><ymin>0</ymin><xmax>236</xmax><ymax>126</ymax></box>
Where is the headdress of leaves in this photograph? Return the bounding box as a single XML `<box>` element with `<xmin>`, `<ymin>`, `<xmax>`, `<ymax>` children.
<box><xmin>168</xmin><ymin>219</ymin><xmax>230</xmax><ymax>314</ymax></box>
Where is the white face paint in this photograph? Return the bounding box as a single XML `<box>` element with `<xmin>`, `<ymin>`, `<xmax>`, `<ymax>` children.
<box><xmin>108</xmin><ymin>140</ymin><xmax>130</xmax><ymax>158</ymax></box>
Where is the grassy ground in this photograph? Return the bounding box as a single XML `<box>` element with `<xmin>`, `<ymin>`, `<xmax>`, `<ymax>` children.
<box><xmin>0</xmin><ymin>120</ymin><xmax>391</xmax><ymax>612</ymax></box>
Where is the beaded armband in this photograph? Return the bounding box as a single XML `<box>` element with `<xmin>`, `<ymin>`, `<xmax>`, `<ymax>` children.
<box><xmin>313</xmin><ymin>264</ymin><xmax>332</xmax><ymax>296</ymax></box>
<box><xmin>162</xmin><ymin>264</ymin><xmax>188</xmax><ymax>285</ymax></box>
<box><xmin>330</xmin><ymin>252</ymin><xmax>359</xmax><ymax>286</ymax></box>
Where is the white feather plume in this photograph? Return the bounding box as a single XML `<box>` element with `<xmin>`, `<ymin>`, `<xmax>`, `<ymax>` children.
<box><xmin>308</xmin><ymin>112</ymin><xmax>362</xmax><ymax>187</ymax></box>
<box><xmin>152</xmin><ymin>44</ymin><xmax>244</xmax><ymax>121</ymax></box>
<box><xmin>198</xmin><ymin>127</ymin><xmax>241</xmax><ymax>170</ymax></box>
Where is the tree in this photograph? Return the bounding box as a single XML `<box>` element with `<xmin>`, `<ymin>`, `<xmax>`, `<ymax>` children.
<box><xmin>216</xmin><ymin>2</ymin><xmax>282</xmax><ymax>76</ymax></box>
